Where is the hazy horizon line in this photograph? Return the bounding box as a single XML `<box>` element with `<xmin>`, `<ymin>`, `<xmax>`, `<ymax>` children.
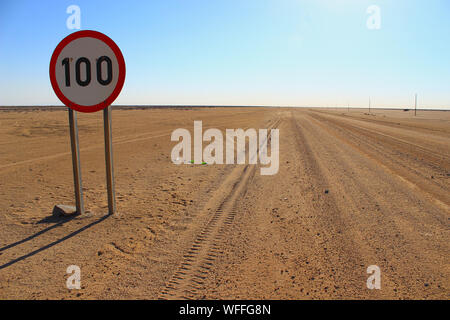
<box><xmin>1</xmin><ymin>104</ymin><xmax>449</xmax><ymax>111</ymax></box>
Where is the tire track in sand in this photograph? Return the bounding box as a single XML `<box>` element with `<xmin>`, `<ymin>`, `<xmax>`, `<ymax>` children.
<box><xmin>0</xmin><ymin>119</ymin><xmax>256</xmax><ymax>172</ymax></box>
<box><xmin>158</xmin><ymin>119</ymin><xmax>281</xmax><ymax>299</ymax></box>
<box><xmin>308</xmin><ymin>112</ymin><xmax>450</xmax><ymax>211</ymax></box>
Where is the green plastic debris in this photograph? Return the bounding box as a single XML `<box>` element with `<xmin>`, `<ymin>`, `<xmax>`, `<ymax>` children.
<box><xmin>187</xmin><ymin>160</ymin><xmax>207</xmax><ymax>165</ymax></box>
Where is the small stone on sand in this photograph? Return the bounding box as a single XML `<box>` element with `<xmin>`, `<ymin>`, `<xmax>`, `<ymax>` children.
<box><xmin>52</xmin><ymin>204</ymin><xmax>77</xmax><ymax>216</ymax></box>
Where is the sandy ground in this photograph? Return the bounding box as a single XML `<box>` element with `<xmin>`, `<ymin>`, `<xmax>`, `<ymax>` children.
<box><xmin>0</xmin><ymin>107</ymin><xmax>448</xmax><ymax>299</ymax></box>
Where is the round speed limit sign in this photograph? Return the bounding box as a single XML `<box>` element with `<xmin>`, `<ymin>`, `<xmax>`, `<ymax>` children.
<box><xmin>50</xmin><ymin>30</ymin><xmax>126</xmax><ymax>113</ymax></box>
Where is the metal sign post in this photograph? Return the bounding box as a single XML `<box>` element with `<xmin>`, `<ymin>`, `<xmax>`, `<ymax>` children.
<box><xmin>415</xmin><ymin>93</ymin><xmax>418</xmax><ymax>116</ymax></box>
<box><xmin>68</xmin><ymin>108</ymin><xmax>85</xmax><ymax>215</ymax></box>
<box><xmin>103</xmin><ymin>106</ymin><xmax>115</xmax><ymax>215</ymax></box>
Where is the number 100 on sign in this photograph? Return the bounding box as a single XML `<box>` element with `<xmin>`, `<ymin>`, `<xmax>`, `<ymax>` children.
<box><xmin>62</xmin><ymin>56</ymin><xmax>113</xmax><ymax>87</ymax></box>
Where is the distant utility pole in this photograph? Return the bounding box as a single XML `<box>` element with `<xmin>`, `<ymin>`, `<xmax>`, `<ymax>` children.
<box><xmin>415</xmin><ymin>93</ymin><xmax>418</xmax><ymax>116</ymax></box>
<box><xmin>348</xmin><ymin>102</ymin><xmax>350</xmax><ymax>113</ymax></box>
<box><xmin>369</xmin><ymin>97</ymin><xmax>371</xmax><ymax>113</ymax></box>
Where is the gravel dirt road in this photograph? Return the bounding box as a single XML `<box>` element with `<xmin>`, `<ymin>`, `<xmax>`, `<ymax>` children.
<box><xmin>0</xmin><ymin>107</ymin><xmax>448</xmax><ymax>299</ymax></box>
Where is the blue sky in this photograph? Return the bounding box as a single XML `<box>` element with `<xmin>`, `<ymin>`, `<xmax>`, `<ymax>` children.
<box><xmin>0</xmin><ymin>0</ymin><xmax>449</xmax><ymax>108</ymax></box>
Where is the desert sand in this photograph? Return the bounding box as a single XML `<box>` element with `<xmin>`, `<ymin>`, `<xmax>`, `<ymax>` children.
<box><xmin>0</xmin><ymin>107</ymin><xmax>448</xmax><ymax>299</ymax></box>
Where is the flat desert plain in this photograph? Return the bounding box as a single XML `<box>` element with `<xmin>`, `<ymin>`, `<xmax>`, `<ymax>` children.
<box><xmin>0</xmin><ymin>107</ymin><xmax>448</xmax><ymax>299</ymax></box>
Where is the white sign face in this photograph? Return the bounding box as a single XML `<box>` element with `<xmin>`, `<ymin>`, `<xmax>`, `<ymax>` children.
<box><xmin>50</xmin><ymin>30</ymin><xmax>125</xmax><ymax>113</ymax></box>
<box><xmin>56</xmin><ymin>38</ymin><xmax>119</xmax><ymax>106</ymax></box>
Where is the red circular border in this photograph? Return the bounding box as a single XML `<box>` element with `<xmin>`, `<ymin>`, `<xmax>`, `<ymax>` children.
<box><xmin>49</xmin><ymin>30</ymin><xmax>126</xmax><ymax>113</ymax></box>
